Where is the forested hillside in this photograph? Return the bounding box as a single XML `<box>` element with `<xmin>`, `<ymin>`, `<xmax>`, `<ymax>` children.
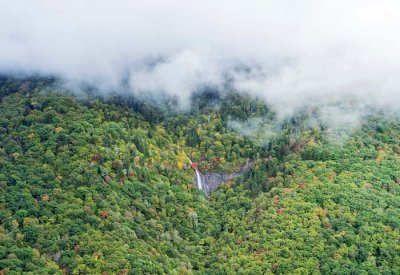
<box><xmin>0</xmin><ymin>79</ymin><xmax>399</xmax><ymax>274</ymax></box>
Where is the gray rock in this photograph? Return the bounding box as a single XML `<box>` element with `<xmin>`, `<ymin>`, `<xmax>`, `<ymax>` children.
<box><xmin>194</xmin><ymin>161</ymin><xmax>255</xmax><ymax>194</ymax></box>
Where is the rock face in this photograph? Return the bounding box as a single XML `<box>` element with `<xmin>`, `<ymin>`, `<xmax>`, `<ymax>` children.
<box><xmin>194</xmin><ymin>161</ymin><xmax>255</xmax><ymax>194</ymax></box>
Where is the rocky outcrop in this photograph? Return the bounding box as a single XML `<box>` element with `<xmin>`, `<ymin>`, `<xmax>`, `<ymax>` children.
<box><xmin>194</xmin><ymin>161</ymin><xmax>255</xmax><ymax>194</ymax></box>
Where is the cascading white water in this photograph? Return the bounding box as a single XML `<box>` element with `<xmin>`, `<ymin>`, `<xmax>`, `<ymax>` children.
<box><xmin>188</xmin><ymin>156</ymin><xmax>204</xmax><ymax>191</ymax></box>
<box><xmin>195</xmin><ymin>169</ymin><xmax>203</xmax><ymax>190</ymax></box>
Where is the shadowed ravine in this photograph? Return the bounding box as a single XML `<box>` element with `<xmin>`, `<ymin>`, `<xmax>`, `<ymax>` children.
<box><xmin>193</xmin><ymin>161</ymin><xmax>255</xmax><ymax>194</ymax></box>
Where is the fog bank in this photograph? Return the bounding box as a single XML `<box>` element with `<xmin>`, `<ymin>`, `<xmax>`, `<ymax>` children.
<box><xmin>1</xmin><ymin>0</ymin><xmax>400</xmax><ymax>114</ymax></box>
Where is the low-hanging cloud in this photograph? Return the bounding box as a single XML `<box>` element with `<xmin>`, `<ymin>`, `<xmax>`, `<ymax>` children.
<box><xmin>1</xmin><ymin>0</ymin><xmax>400</xmax><ymax>115</ymax></box>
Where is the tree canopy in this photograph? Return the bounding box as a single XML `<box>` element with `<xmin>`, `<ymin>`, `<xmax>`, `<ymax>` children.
<box><xmin>0</xmin><ymin>79</ymin><xmax>399</xmax><ymax>274</ymax></box>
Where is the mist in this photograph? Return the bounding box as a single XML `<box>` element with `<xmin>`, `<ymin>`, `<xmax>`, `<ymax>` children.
<box><xmin>1</xmin><ymin>0</ymin><xmax>400</xmax><ymax>117</ymax></box>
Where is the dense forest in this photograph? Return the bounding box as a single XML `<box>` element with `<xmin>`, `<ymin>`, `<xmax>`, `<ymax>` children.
<box><xmin>0</xmin><ymin>79</ymin><xmax>399</xmax><ymax>274</ymax></box>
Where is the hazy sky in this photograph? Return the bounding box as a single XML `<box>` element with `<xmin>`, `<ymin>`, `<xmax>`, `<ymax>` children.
<box><xmin>1</xmin><ymin>0</ymin><xmax>400</xmax><ymax>113</ymax></box>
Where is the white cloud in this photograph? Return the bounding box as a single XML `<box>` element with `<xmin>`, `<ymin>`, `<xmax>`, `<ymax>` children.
<box><xmin>1</xmin><ymin>0</ymin><xmax>400</xmax><ymax>115</ymax></box>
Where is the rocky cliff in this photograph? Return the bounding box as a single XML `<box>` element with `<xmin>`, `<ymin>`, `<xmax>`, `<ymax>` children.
<box><xmin>194</xmin><ymin>161</ymin><xmax>255</xmax><ymax>194</ymax></box>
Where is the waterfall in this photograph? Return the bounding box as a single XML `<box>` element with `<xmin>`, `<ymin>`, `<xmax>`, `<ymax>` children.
<box><xmin>188</xmin><ymin>155</ymin><xmax>255</xmax><ymax>194</ymax></box>
<box><xmin>188</xmin><ymin>156</ymin><xmax>203</xmax><ymax>191</ymax></box>
<box><xmin>195</xmin><ymin>169</ymin><xmax>203</xmax><ymax>190</ymax></box>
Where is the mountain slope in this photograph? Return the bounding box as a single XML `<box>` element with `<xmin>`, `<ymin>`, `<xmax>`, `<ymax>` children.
<box><xmin>0</xmin><ymin>80</ymin><xmax>399</xmax><ymax>274</ymax></box>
